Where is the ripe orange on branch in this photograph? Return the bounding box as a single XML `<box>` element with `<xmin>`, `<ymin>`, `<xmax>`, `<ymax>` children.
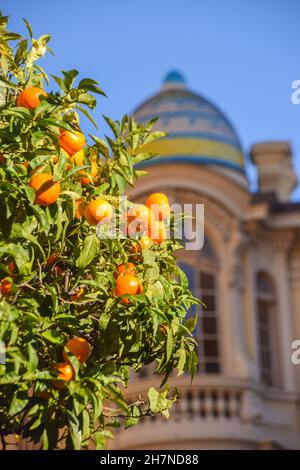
<box><xmin>114</xmin><ymin>262</ymin><xmax>136</xmax><ymax>279</ymax></box>
<box><xmin>53</xmin><ymin>362</ymin><xmax>74</xmax><ymax>389</ymax></box>
<box><xmin>63</xmin><ymin>337</ymin><xmax>91</xmax><ymax>363</ymax></box>
<box><xmin>59</xmin><ymin>129</ymin><xmax>85</xmax><ymax>156</ymax></box>
<box><xmin>115</xmin><ymin>274</ymin><xmax>143</xmax><ymax>304</ymax></box>
<box><xmin>146</xmin><ymin>192</ymin><xmax>170</xmax><ymax>221</ymax></box>
<box><xmin>46</xmin><ymin>252</ymin><xmax>59</xmax><ymax>266</ymax></box>
<box><xmin>127</xmin><ymin>204</ymin><xmax>153</xmax><ymax>237</ymax></box>
<box><xmin>0</xmin><ymin>278</ymin><xmax>13</xmax><ymax>296</ymax></box>
<box><xmin>84</xmin><ymin>199</ymin><xmax>113</xmax><ymax>226</ymax></box>
<box><xmin>127</xmin><ymin>204</ymin><xmax>152</xmax><ymax>226</ymax></box>
<box><xmin>71</xmin><ymin>287</ymin><xmax>85</xmax><ymax>301</ymax></box>
<box><xmin>17</xmin><ymin>87</ymin><xmax>47</xmax><ymax>109</ymax></box>
<box><xmin>29</xmin><ymin>173</ymin><xmax>61</xmax><ymax>207</ymax></box>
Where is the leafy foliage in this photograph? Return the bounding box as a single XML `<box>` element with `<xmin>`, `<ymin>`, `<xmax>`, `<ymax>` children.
<box><xmin>0</xmin><ymin>14</ymin><xmax>198</xmax><ymax>449</ymax></box>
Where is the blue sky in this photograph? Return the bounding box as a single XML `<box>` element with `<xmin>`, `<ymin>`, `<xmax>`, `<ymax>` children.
<box><xmin>3</xmin><ymin>0</ymin><xmax>300</xmax><ymax>199</ymax></box>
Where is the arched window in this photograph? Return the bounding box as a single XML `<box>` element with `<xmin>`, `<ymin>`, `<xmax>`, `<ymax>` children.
<box><xmin>179</xmin><ymin>237</ymin><xmax>220</xmax><ymax>374</ymax></box>
<box><xmin>256</xmin><ymin>272</ymin><xmax>279</xmax><ymax>387</ymax></box>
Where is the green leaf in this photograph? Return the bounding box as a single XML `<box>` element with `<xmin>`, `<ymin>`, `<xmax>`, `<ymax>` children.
<box><xmin>77</xmin><ymin>105</ymin><xmax>98</xmax><ymax>129</ymax></box>
<box><xmin>177</xmin><ymin>347</ymin><xmax>186</xmax><ymax>376</ymax></box>
<box><xmin>41</xmin><ymin>329</ymin><xmax>63</xmax><ymax>344</ymax></box>
<box><xmin>23</xmin><ymin>18</ymin><xmax>33</xmax><ymax>39</ymax></box>
<box><xmin>0</xmin><ymin>76</ymin><xmax>18</xmax><ymax>90</ymax></box>
<box><xmin>103</xmin><ymin>115</ymin><xmax>119</xmax><ymax>138</ymax></box>
<box><xmin>28</xmin><ymin>343</ymin><xmax>38</xmax><ymax>372</ymax></box>
<box><xmin>62</xmin><ymin>69</ymin><xmax>79</xmax><ymax>91</ymax></box>
<box><xmin>184</xmin><ymin>315</ymin><xmax>198</xmax><ymax>333</ymax></box>
<box><xmin>125</xmin><ymin>405</ymin><xmax>140</xmax><ymax>429</ymax></box>
<box><xmin>53</xmin><ymin>150</ymin><xmax>67</xmax><ymax>181</ymax></box>
<box><xmin>9</xmin><ymin>390</ymin><xmax>28</xmax><ymax>416</ymax></box>
<box><xmin>90</xmin><ymin>135</ymin><xmax>109</xmax><ymax>158</ymax></box>
<box><xmin>95</xmin><ymin>432</ymin><xmax>106</xmax><ymax>450</ymax></box>
<box><xmin>40</xmin><ymin>117</ymin><xmax>74</xmax><ymax>132</ymax></box>
<box><xmin>0</xmin><ymin>15</ymin><xmax>9</xmax><ymax>31</ymax></box>
<box><xmin>81</xmin><ymin>409</ymin><xmax>91</xmax><ymax>441</ymax></box>
<box><xmin>75</xmin><ymin>234</ymin><xmax>99</xmax><ymax>269</ymax></box>
<box><xmin>147</xmin><ymin>387</ymin><xmax>172</xmax><ymax>418</ymax></box>
<box><xmin>166</xmin><ymin>326</ymin><xmax>173</xmax><ymax>364</ymax></box>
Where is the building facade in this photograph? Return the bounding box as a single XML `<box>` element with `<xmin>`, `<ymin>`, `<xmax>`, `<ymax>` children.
<box><xmin>110</xmin><ymin>71</ymin><xmax>300</xmax><ymax>450</ymax></box>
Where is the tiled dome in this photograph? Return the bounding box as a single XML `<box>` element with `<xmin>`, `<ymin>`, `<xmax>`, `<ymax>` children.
<box><xmin>133</xmin><ymin>71</ymin><xmax>245</xmax><ymax>173</ymax></box>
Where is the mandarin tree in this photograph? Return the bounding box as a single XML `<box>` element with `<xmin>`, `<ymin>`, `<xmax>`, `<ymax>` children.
<box><xmin>0</xmin><ymin>13</ymin><xmax>198</xmax><ymax>450</ymax></box>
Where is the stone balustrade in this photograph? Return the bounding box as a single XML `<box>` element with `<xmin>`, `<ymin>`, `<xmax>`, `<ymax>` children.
<box><xmin>109</xmin><ymin>375</ymin><xmax>300</xmax><ymax>449</ymax></box>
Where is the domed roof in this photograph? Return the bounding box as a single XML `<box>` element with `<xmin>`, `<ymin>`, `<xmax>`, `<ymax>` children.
<box><xmin>133</xmin><ymin>71</ymin><xmax>245</xmax><ymax>173</ymax></box>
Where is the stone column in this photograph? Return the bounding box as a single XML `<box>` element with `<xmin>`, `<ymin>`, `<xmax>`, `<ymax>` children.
<box><xmin>243</xmin><ymin>248</ymin><xmax>260</xmax><ymax>381</ymax></box>
<box><xmin>272</xmin><ymin>232</ymin><xmax>296</xmax><ymax>392</ymax></box>
<box><xmin>289</xmin><ymin>239</ymin><xmax>300</xmax><ymax>391</ymax></box>
<box><xmin>224</xmin><ymin>226</ymin><xmax>256</xmax><ymax>380</ymax></box>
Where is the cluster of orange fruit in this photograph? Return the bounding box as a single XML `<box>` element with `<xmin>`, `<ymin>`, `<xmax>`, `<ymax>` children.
<box><xmin>14</xmin><ymin>87</ymin><xmax>97</xmax><ymax>206</ymax></box>
<box><xmin>8</xmin><ymin>88</ymin><xmax>172</xmax><ymax>243</ymax></box>
<box><xmin>53</xmin><ymin>337</ymin><xmax>91</xmax><ymax>388</ymax></box>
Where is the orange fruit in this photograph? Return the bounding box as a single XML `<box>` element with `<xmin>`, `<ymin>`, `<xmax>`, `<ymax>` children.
<box><xmin>126</xmin><ymin>204</ymin><xmax>153</xmax><ymax>238</ymax></box>
<box><xmin>29</xmin><ymin>173</ymin><xmax>61</xmax><ymax>207</ymax></box>
<box><xmin>72</xmin><ymin>149</ymin><xmax>84</xmax><ymax>165</ymax></box>
<box><xmin>8</xmin><ymin>261</ymin><xmax>16</xmax><ymax>274</ymax></box>
<box><xmin>75</xmin><ymin>199</ymin><xmax>85</xmax><ymax>220</ymax></box>
<box><xmin>54</xmin><ymin>266</ymin><xmax>63</xmax><ymax>276</ymax></box>
<box><xmin>115</xmin><ymin>274</ymin><xmax>143</xmax><ymax>304</ymax></box>
<box><xmin>81</xmin><ymin>161</ymin><xmax>98</xmax><ymax>185</ymax></box>
<box><xmin>146</xmin><ymin>192</ymin><xmax>170</xmax><ymax>221</ymax></box>
<box><xmin>131</xmin><ymin>236</ymin><xmax>153</xmax><ymax>256</ymax></box>
<box><xmin>0</xmin><ymin>278</ymin><xmax>13</xmax><ymax>296</ymax></box>
<box><xmin>66</xmin><ymin>149</ymin><xmax>84</xmax><ymax>171</ymax></box>
<box><xmin>84</xmin><ymin>199</ymin><xmax>113</xmax><ymax>226</ymax></box>
<box><xmin>114</xmin><ymin>262</ymin><xmax>136</xmax><ymax>279</ymax></box>
<box><xmin>71</xmin><ymin>287</ymin><xmax>85</xmax><ymax>301</ymax></box>
<box><xmin>17</xmin><ymin>87</ymin><xmax>47</xmax><ymax>109</ymax></box>
<box><xmin>127</xmin><ymin>204</ymin><xmax>152</xmax><ymax>225</ymax></box>
<box><xmin>63</xmin><ymin>337</ymin><xmax>91</xmax><ymax>363</ymax></box>
<box><xmin>53</xmin><ymin>362</ymin><xmax>74</xmax><ymax>389</ymax></box>
<box><xmin>0</xmin><ymin>153</ymin><xmax>5</xmax><ymax>164</ymax></box>
<box><xmin>46</xmin><ymin>253</ymin><xmax>59</xmax><ymax>266</ymax></box>
<box><xmin>59</xmin><ymin>130</ymin><xmax>85</xmax><ymax>156</ymax></box>
<box><xmin>148</xmin><ymin>220</ymin><xmax>167</xmax><ymax>244</ymax></box>
<box><xmin>67</xmin><ymin>151</ymin><xmax>98</xmax><ymax>184</ymax></box>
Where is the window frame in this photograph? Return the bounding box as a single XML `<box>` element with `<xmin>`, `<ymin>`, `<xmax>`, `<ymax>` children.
<box><xmin>178</xmin><ymin>238</ymin><xmax>222</xmax><ymax>375</ymax></box>
<box><xmin>255</xmin><ymin>272</ymin><xmax>281</xmax><ymax>388</ymax></box>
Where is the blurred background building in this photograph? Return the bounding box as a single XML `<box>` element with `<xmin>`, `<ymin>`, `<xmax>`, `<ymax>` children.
<box><xmin>109</xmin><ymin>71</ymin><xmax>300</xmax><ymax>450</ymax></box>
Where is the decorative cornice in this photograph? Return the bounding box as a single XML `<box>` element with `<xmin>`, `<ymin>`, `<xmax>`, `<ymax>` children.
<box><xmin>244</xmin><ymin>222</ymin><xmax>295</xmax><ymax>252</ymax></box>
